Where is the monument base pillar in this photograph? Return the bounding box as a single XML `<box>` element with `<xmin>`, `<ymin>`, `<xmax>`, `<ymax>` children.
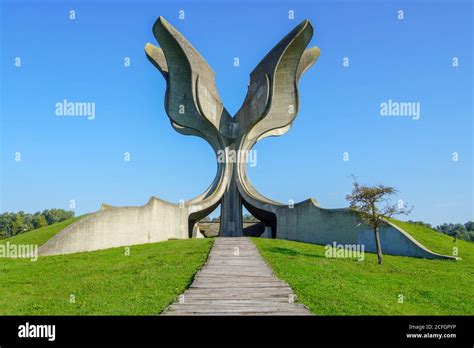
<box><xmin>219</xmin><ymin>170</ymin><xmax>243</xmax><ymax>237</ymax></box>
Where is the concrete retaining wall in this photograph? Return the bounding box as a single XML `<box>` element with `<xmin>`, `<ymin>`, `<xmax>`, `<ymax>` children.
<box><xmin>275</xmin><ymin>199</ymin><xmax>457</xmax><ymax>260</ymax></box>
<box><xmin>38</xmin><ymin>197</ymin><xmax>189</xmax><ymax>256</ymax></box>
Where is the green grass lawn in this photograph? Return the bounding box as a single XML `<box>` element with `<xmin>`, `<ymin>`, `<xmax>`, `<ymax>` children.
<box><xmin>2</xmin><ymin>216</ymin><xmax>472</xmax><ymax>315</ymax></box>
<box><xmin>253</xmin><ymin>220</ymin><xmax>474</xmax><ymax>315</ymax></box>
<box><xmin>0</xmin><ymin>237</ymin><xmax>213</xmax><ymax>315</ymax></box>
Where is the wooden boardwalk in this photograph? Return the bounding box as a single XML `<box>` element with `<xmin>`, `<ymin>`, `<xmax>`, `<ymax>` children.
<box><xmin>163</xmin><ymin>237</ymin><xmax>311</xmax><ymax>315</ymax></box>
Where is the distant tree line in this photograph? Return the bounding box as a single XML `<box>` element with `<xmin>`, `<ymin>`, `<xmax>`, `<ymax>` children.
<box><xmin>0</xmin><ymin>209</ymin><xmax>75</xmax><ymax>238</ymax></box>
<box><xmin>407</xmin><ymin>220</ymin><xmax>474</xmax><ymax>242</ymax></box>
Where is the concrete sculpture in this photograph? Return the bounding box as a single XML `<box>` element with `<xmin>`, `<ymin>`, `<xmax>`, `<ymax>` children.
<box><xmin>39</xmin><ymin>17</ymin><xmax>455</xmax><ymax>260</ymax></box>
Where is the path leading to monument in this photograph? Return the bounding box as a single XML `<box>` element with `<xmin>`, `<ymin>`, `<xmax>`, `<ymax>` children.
<box><xmin>162</xmin><ymin>237</ymin><xmax>311</xmax><ymax>315</ymax></box>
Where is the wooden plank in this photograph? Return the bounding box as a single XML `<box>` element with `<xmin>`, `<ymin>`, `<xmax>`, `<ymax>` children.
<box><xmin>161</xmin><ymin>237</ymin><xmax>311</xmax><ymax>316</ymax></box>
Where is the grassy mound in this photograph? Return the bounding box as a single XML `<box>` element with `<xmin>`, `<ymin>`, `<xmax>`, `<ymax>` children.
<box><xmin>0</xmin><ymin>238</ymin><xmax>213</xmax><ymax>315</ymax></box>
<box><xmin>388</xmin><ymin>218</ymin><xmax>467</xmax><ymax>257</ymax></box>
<box><xmin>0</xmin><ymin>216</ymin><xmax>82</xmax><ymax>247</ymax></box>
<box><xmin>253</xmin><ymin>220</ymin><xmax>473</xmax><ymax>315</ymax></box>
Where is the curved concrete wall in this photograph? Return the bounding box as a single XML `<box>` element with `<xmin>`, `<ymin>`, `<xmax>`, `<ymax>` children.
<box><xmin>38</xmin><ymin>196</ymin><xmax>457</xmax><ymax>260</ymax></box>
<box><xmin>275</xmin><ymin>200</ymin><xmax>456</xmax><ymax>260</ymax></box>
<box><xmin>38</xmin><ymin>198</ymin><xmax>190</xmax><ymax>256</ymax></box>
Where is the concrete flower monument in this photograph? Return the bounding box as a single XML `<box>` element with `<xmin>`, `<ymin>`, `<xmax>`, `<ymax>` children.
<box><xmin>38</xmin><ymin>17</ymin><xmax>454</xmax><ymax>260</ymax></box>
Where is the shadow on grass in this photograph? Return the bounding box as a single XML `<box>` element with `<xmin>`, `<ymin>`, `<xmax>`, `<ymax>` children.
<box><xmin>265</xmin><ymin>246</ymin><xmax>325</xmax><ymax>259</ymax></box>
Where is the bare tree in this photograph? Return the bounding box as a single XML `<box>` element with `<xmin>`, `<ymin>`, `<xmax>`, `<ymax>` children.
<box><xmin>346</xmin><ymin>176</ymin><xmax>412</xmax><ymax>264</ymax></box>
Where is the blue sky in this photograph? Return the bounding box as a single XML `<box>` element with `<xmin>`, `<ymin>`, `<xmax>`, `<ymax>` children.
<box><xmin>1</xmin><ymin>0</ymin><xmax>472</xmax><ymax>225</ymax></box>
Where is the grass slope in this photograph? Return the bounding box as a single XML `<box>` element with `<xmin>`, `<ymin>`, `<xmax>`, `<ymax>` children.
<box><xmin>0</xmin><ymin>216</ymin><xmax>82</xmax><ymax>247</ymax></box>
<box><xmin>0</xmin><ymin>238</ymin><xmax>213</xmax><ymax>315</ymax></box>
<box><xmin>388</xmin><ymin>218</ymin><xmax>466</xmax><ymax>257</ymax></box>
<box><xmin>253</xmin><ymin>220</ymin><xmax>474</xmax><ymax>315</ymax></box>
